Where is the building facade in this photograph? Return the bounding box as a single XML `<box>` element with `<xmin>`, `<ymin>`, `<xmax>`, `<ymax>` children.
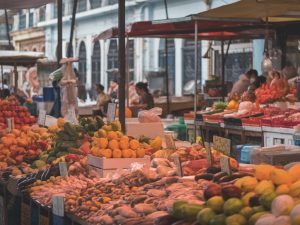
<box><xmin>11</xmin><ymin>0</ymin><xmax>264</xmax><ymax>96</ymax></box>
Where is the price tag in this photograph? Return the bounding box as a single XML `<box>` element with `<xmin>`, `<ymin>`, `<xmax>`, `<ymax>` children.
<box><xmin>107</xmin><ymin>103</ymin><xmax>117</xmax><ymax>123</ymax></box>
<box><xmin>59</xmin><ymin>162</ymin><xmax>68</xmax><ymax>177</ymax></box>
<box><xmin>38</xmin><ymin>109</ymin><xmax>47</xmax><ymax>126</ymax></box>
<box><xmin>171</xmin><ymin>156</ymin><xmax>183</xmax><ymax>177</ymax></box>
<box><xmin>52</xmin><ymin>195</ymin><xmax>64</xmax><ymax>217</ymax></box>
<box><xmin>165</xmin><ymin>133</ymin><xmax>176</xmax><ymax>150</ymax></box>
<box><xmin>7</xmin><ymin>118</ymin><xmax>14</xmax><ymax>131</ymax></box>
<box><xmin>220</xmin><ymin>155</ymin><xmax>232</xmax><ymax>175</ymax></box>
<box><xmin>213</xmin><ymin>136</ymin><xmax>231</xmax><ymax>156</ymax></box>
<box><xmin>204</xmin><ymin>142</ymin><xmax>213</xmax><ymax>166</ymax></box>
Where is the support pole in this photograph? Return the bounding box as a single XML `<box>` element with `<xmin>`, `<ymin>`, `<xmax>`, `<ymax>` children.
<box><xmin>164</xmin><ymin>0</ymin><xmax>170</xmax><ymax>116</ymax></box>
<box><xmin>221</xmin><ymin>40</ymin><xmax>225</xmax><ymax>101</ymax></box>
<box><xmin>126</xmin><ymin>37</ymin><xmax>130</xmax><ymax>107</ymax></box>
<box><xmin>1</xmin><ymin>65</ymin><xmax>3</xmax><ymax>97</ymax></box>
<box><xmin>118</xmin><ymin>0</ymin><xmax>126</xmax><ymax>133</ymax></box>
<box><xmin>14</xmin><ymin>64</ymin><xmax>18</xmax><ymax>94</ymax></box>
<box><xmin>4</xmin><ymin>10</ymin><xmax>13</xmax><ymax>50</ymax></box>
<box><xmin>67</xmin><ymin>0</ymin><xmax>78</xmax><ymax>57</ymax></box>
<box><xmin>193</xmin><ymin>22</ymin><xmax>198</xmax><ymax>143</ymax></box>
<box><xmin>57</xmin><ymin>0</ymin><xmax>63</xmax><ymax>66</ymax></box>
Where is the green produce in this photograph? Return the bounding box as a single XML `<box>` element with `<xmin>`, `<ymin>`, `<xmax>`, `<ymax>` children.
<box><xmin>259</xmin><ymin>191</ymin><xmax>277</xmax><ymax>210</ymax></box>
<box><xmin>209</xmin><ymin>214</ymin><xmax>226</xmax><ymax>225</ymax></box>
<box><xmin>207</xmin><ymin>196</ymin><xmax>224</xmax><ymax>213</ymax></box>
<box><xmin>248</xmin><ymin>212</ymin><xmax>268</xmax><ymax>225</ymax></box>
<box><xmin>180</xmin><ymin>203</ymin><xmax>205</xmax><ymax>221</ymax></box>
<box><xmin>225</xmin><ymin>214</ymin><xmax>246</xmax><ymax>225</ymax></box>
<box><xmin>213</xmin><ymin>101</ymin><xmax>227</xmax><ymax>110</ymax></box>
<box><xmin>223</xmin><ymin>198</ymin><xmax>243</xmax><ymax>216</ymax></box>
<box><xmin>197</xmin><ymin>208</ymin><xmax>216</xmax><ymax>225</ymax></box>
<box><xmin>239</xmin><ymin>206</ymin><xmax>254</xmax><ymax>219</ymax></box>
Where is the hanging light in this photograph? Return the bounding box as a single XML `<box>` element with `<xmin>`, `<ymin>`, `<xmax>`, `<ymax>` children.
<box><xmin>261</xmin><ymin>17</ymin><xmax>273</xmax><ymax>73</ymax></box>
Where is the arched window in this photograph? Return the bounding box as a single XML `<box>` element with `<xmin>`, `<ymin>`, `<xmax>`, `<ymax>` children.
<box><xmin>90</xmin><ymin>0</ymin><xmax>102</xmax><ymax>9</ymax></box>
<box><xmin>127</xmin><ymin>40</ymin><xmax>134</xmax><ymax>81</ymax></box>
<box><xmin>78</xmin><ymin>0</ymin><xmax>87</xmax><ymax>12</ymax></box>
<box><xmin>78</xmin><ymin>41</ymin><xmax>87</xmax><ymax>83</ymax></box>
<box><xmin>182</xmin><ymin>40</ymin><xmax>201</xmax><ymax>93</ymax></box>
<box><xmin>92</xmin><ymin>41</ymin><xmax>101</xmax><ymax>84</ymax></box>
<box><xmin>107</xmin><ymin>40</ymin><xmax>118</xmax><ymax>84</ymax></box>
<box><xmin>158</xmin><ymin>39</ymin><xmax>175</xmax><ymax>95</ymax></box>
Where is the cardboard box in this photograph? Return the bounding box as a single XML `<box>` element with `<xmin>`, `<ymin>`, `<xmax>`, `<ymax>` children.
<box><xmin>87</xmin><ymin>154</ymin><xmax>151</xmax><ymax>169</ymax></box>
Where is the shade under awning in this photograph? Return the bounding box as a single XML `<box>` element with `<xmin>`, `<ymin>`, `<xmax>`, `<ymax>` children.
<box><xmin>197</xmin><ymin>0</ymin><xmax>300</xmax><ymax>22</ymax></box>
<box><xmin>0</xmin><ymin>50</ymin><xmax>44</xmax><ymax>67</ymax></box>
<box><xmin>0</xmin><ymin>0</ymin><xmax>54</xmax><ymax>9</ymax></box>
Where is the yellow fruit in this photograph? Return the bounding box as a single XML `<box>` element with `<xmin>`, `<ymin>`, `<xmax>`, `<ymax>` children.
<box><xmin>103</xmin><ymin>149</ymin><xmax>112</xmax><ymax>158</ymax></box>
<box><xmin>98</xmin><ymin>149</ymin><xmax>106</xmax><ymax>157</ymax></box>
<box><xmin>288</xmin><ymin>164</ymin><xmax>300</xmax><ymax>183</ymax></box>
<box><xmin>112</xmin><ymin>149</ymin><xmax>122</xmax><ymax>158</ymax></box>
<box><xmin>48</xmin><ymin>124</ymin><xmax>59</xmax><ymax>133</ymax></box>
<box><xmin>255</xmin><ymin>164</ymin><xmax>275</xmax><ymax>181</ymax></box>
<box><xmin>241</xmin><ymin>177</ymin><xmax>258</xmax><ymax>193</ymax></box>
<box><xmin>108</xmin><ymin>140</ymin><xmax>119</xmax><ymax>150</ymax></box>
<box><xmin>234</xmin><ymin>178</ymin><xmax>244</xmax><ymax>189</ymax></box>
<box><xmin>91</xmin><ymin>146</ymin><xmax>99</xmax><ymax>156</ymax></box>
<box><xmin>276</xmin><ymin>184</ymin><xmax>290</xmax><ymax>195</ymax></box>
<box><xmin>107</xmin><ymin>131</ymin><xmax>118</xmax><ymax>140</ymax></box>
<box><xmin>227</xmin><ymin>100</ymin><xmax>239</xmax><ymax>110</ymax></box>
<box><xmin>150</xmin><ymin>136</ymin><xmax>162</xmax><ymax>150</ymax></box>
<box><xmin>255</xmin><ymin>180</ymin><xmax>275</xmax><ymax>195</ymax></box>
<box><xmin>136</xmin><ymin>148</ymin><xmax>145</xmax><ymax>158</ymax></box>
<box><xmin>289</xmin><ymin>180</ymin><xmax>300</xmax><ymax>197</ymax></box>
<box><xmin>116</xmin><ymin>131</ymin><xmax>123</xmax><ymax>138</ymax></box>
<box><xmin>270</xmin><ymin>169</ymin><xmax>292</xmax><ymax>185</ymax></box>
<box><xmin>111</xmin><ymin>120</ymin><xmax>122</xmax><ymax>131</ymax></box>
<box><xmin>131</xmin><ymin>150</ymin><xmax>136</xmax><ymax>158</ymax></box>
<box><xmin>99</xmin><ymin>138</ymin><xmax>108</xmax><ymax>149</ymax></box>
<box><xmin>119</xmin><ymin>139</ymin><xmax>129</xmax><ymax>150</ymax></box>
<box><xmin>98</xmin><ymin>129</ymin><xmax>107</xmax><ymax>138</ymax></box>
<box><xmin>57</xmin><ymin>118</ymin><xmax>65</xmax><ymax>128</ymax></box>
<box><xmin>122</xmin><ymin>149</ymin><xmax>132</xmax><ymax>158</ymax></box>
<box><xmin>242</xmin><ymin>192</ymin><xmax>256</xmax><ymax>206</ymax></box>
<box><xmin>129</xmin><ymin>139</ymin><xmax>140</xmax><ymax>150</ymax></box>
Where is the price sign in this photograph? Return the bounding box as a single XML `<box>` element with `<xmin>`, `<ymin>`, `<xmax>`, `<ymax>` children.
<box><xmin>107</xmin><ymin>103</ymin><xmax>117</xmax><ymax>123</ymax></box>
<box><xmin>171</xmin><ymin>156</ymin><xmax>183</xmax><ymax>177</ymax></box>
<box><xmin>7</xmin><ymin>118</ymin><xmax>14</xmax><ymax>131</ymax></box>
<box><xmin>165</xmin><ymin>133</ymin><xmax>176</xmax><ymax>150</ymax></box>
<box><xmin>204</xmin><ymin>142</ymin><xmax>213</xmax><ymax>166</ymax></box>
<box><xmin>213</xmin><ymin>136</ymin><xmax>231</xmax><ymax>156</ymax></box>
<box><xmin>220</xmin><ymin>155</ymin><xmax>232</xmax><ymax>175</ymax></box>
<box><xmin>38</xmin><ymin>110</ymin><xmax>47</xmax><ymax>126</ymax></box>
<box><xmin>59</xmin><ymin>162</ymin><xmax>68</xmax><ymax>177</ymax></box>
<box><xmin>52</xmin><ymin>195</ymin><xmax>64</xmax><ymax>217</ymax></box>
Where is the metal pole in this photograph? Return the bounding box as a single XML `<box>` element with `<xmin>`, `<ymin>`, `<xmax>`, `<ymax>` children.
<box><xmin>4</xmin><ymin>9</ymin><xmax>13</xmax><ymax>50</ymax></box>
<box><xmin>221</xmin><ymin>40</ymin><xmax>225</xmax><ymax>101</ymax></box>
<box><xmin>193</xmin><ymin>22</ymin><xmax>198</xmax><ymax>143</ymax></box>
<box><xmin>118</xmin><ymin>0</ymin><xmax>126</xmax><ymax>133</ymax></box>
<box><xmin>57</xmin><ymin>0</ymin><xmax>63</xmax><ymax>66</ymax></box>
<box><xmin>1</xmin><ymin>65</ymin><xmax>3</xmax><ymax>97</ymax></box>
<box><xmin>14</xmin><ymin>64</ymin><xmax>18</xmax><ymax>94</ymax></box>
<box><xmin>126</xmin><ymin>37</ymin><xmax>129</xmax><ymax>107</ymax></box>
<box><xmin>163</xmin><ymin>0</ymin><xmax>170</xmax><ymax>116</ymax></box>
<box><xmin>67</xmin><ymin>0</ymin><xmax>78</xmax><ymax>57</ymax></box>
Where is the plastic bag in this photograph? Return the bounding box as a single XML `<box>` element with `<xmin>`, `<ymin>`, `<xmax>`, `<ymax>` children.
<box><xmin>138</xmin><ymin>107</ymin><xmax>162</xmax><ymax>123</ymax></box>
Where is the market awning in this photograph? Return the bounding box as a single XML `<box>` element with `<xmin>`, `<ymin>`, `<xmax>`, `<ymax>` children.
<box><xmin>94</xmin><ymin>17</ymin><xmax>272</xmax><ymax>41</ymax></box>
<box><xmin>0</xmin><ymin>50</ymin><xmax>44</xmax><ymax>67</ymax></box>
<box><xmin>197</xmin><ymin>0</ymin><xmax>300</xmax><ymax>22</ymax></box>
<box><xmin>0</xmin><ymin>0</ymin><xmax>54</xmax><ymax>9</ymax></box>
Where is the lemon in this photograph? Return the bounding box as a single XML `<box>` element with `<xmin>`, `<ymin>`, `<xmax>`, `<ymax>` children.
<box><xmin>223</xmin><ymin>198</ymin><xmax>243</xmax><ymax>216</ymax></box>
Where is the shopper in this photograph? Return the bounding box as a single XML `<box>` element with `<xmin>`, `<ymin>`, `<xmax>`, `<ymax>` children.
<box><xmin>134</xmin><ymin>82</ymin><xmax>154</xmax><ymax>110</ymax></box>
<box><xmin>94</xmin><ymin>84</ymin><xmax>110</xmax><ymax>116</ymax></box>
<box><xmin>107</xmin><ymin>79</ymin><xmax>119</xmax><ymax>101</ymax></box>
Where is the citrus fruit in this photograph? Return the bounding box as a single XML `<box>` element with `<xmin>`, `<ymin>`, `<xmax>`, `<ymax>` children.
<box><xmin>197</xmin><ymin>208</ymin><xmax>216</xmax><ymax>225</ymax></box>
<box><xmin>239</xmin><ymin>206</ymin><xmax>254</xmax><ymax>219</ymax></box>
<box><xmin>207</xmin><ymin>196</ymin><xmax>224</xmax><ymax>213</ymax></box>
<box><xmin>223</xmin><ymin>198</ymin><xmax>243</xmax><ymax>216</ymax></box>
<box><xmin>259</xmin><ymin>191</ymin><xmax>277</xmax><ymax>210</ymax></box>
<box><xmin>225</xmin><ymin>214</ymin><xmax>247</xmax><ymax>225</ymax></box>
<box><xmin>208</xmin><ymin>214</ymin><xmax>226</xmax><ymax>225</ymax></box>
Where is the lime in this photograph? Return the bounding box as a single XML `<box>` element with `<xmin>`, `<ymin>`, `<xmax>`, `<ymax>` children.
<box><xmin>252</xmin><ymin>206</ymin><xmax>265</xmax><ymax>213</ymax></box>
<box><xmin>223</xmin><ymin>198</ymin><xmax>243</xmax><ymax>216</ymax></box>
<box><xmin>207</xmin><ymin>196</ymin><xmax>224</xmax><ymax>213</ymax></box>
<box><xmin>209</xmin><ymin>214</ymin><xmax>226</xmax><ymax>225</ymax></box>
<box><xmin>225</xmin><ymin>214</ymin><xmax>247</xmax><ymax>225</ymax></box>
<box><xmin>197</xmin><ymin>208</ymin><xmax>216</xmax><ymax>225</ymax></box>
<box><xmin>259</xmin><ymin>191</ymin><xmax>277</xmax><ymax>210</ymax></box>
<box><xmin>239</xmin><ymin>206</ymin><xmax>254</xmax><ymax>219</ymax></box>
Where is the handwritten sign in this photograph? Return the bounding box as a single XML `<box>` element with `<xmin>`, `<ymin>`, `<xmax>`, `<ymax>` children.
<box><xmin>165</xmin><ymin>133</ymin><xmax>176</xmax><ymax>150</ymax></box>
<box><xmin>59</xmin><ymin>162</ymin><xmax>68</xmax><ymax>177</ymax></box>
<box><xmin>204</xmin><ymin>142</ymin><xmax>213</xmax><ymax>165</ymax></box>
<box><xmin>220</xmin><ymin>155</ymin><xmax>232</xmax><ymax>175</ymax></box>
<box><xmin>38</xmin><ymin>110</ymin><xmax>47</xmax><ymax>126</ymax></box>
<box><xmin>7</xmin><ymin>118</ymin><xmax>14</xmax><ymax>131</ymax></box>
<box><xmin>213</xmin><ymin>136</ymin><xmax>231</xmax><ymax>156</ymax></box>
<box><xmin>107</xmin><ymin>103</ymin><xmax>117</xmax><ymax>123</ymax></box>
<box><xmin>171</xmin><ymin>156</ymin><xmax>183</xmax><ymax>177</ymax></box>
<box><xmin>52</xmin><ymin>195</ymin><xmax>64</xmax><ymax>217</ymax></box>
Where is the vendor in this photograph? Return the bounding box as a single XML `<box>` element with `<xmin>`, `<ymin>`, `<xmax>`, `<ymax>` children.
<box><xmin>134</xmin><ymin>82</ymin><xmax>154</xmax><ymax>110</ymax></box>
<box><xmin>229</xmin><ymin>69</ymin><xmax>257</xmax><ymax>100</ymax></box>
<box><xmin>94</xmin><ymin>84</ymin><xmax>110</xmax><ymax>116</ymax></box>
<box><xmin>108</xmin><ymin>79</ymin><xmax>119</xmax><ymax>102</ymax></box>
<box><xmin>269</xmin><ymin>70</ymin><xmax>289</xmax><ymax>95</ymax></box>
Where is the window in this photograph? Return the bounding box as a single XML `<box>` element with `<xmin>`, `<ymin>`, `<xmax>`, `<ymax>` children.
<box><xmin>29</xmin><ymin>12</ymin><xmax>34</xmax><ymax>27</ymax></box>
<box><xmin>78</xmin><ymin>42</ymin><xmax>87</xmax><ymax>83</ymax></box>
<box><xmin>108</xmin><ymin>0</ymin><xmax>118</xmax><ymax>5</ymax></box>
<box><xmin>92</xmin><ymin>41</ymin><xmax>101</xmax><ymax>84</ymax></box>
<box><xmin>127</xmin><ymin>40</ymin><xmax>134</xmax><ymax>81</ymax></box>
<box><xmin>107</xmin><ymin>40</ymin><xmax>118</xmax><ymax>84</ymax></box>
<box><xmin>78</xmin><ymin>0</ymin><xmax>87</xmax><ymax>12</ymax></box>
<box><xmin>158</xmin><ymin>39</ymin><xmax>175</xmax><ymax>95</ymax></box>
<box><xmin>19</xmin><ymin>13</ymin><xmax>26</xmax><ymax>30</ymax></box>
<box><xmin>182</xmin><ymin>40</ymin><xmax>201</xmax><ymax>93</ymax></box>
<box><xmin>53</xmin><ymin>1</ymin><xmax>65</xmax><ymax>19</ymax></box>
<box><xmin>39</xmin><ymin>7</ymin><xmax>46</xmax><ymax>21</ymax></box>
<box><xmin>90</xmin><ymin>0</ymin><xmax>102</xmax><ymax>9</ymax></box>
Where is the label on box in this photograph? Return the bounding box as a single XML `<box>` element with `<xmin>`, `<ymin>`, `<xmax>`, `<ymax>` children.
<box><xmin>204</xmin><ymin>142</ymin><xmax>213</xmax><ymax>165</ymax></box>
<box><xmin>7</xmin><ymin>118</ymin><xmax>14</xmax><ymax>131</ymax></box>
<box><xmin>107</xmin><ymin>103</ymin><xmax>117</xmax><ymax>123</ymax></box>
<box><xmin>165</xmin><ymin>133</ymin><xmax>176</xmax><ymax>150</ymax></box>
<box><xmin>59</xmin><ymin>162</ymin><xmax>68</xmax><ymax>177</ymax></box>
<box><xmin>220</xmin><ymin>155</ymin><xmax>232</xmax><ymax>175</ymax></box>
<box><xmin>213</xmin><ymin>136</ymin><xmax>231</xmax><ymax>156</ymax></box>
<box><xmin>171</xmin><ymin>156</ymin><xmax>183</xmax><ymax>177</ymax></box>
<box><xmin>52</xmin><ymin>195</ymin><xmax>64</xmax><ymax>217</ymax></box>
<box><xmin>38</xmin><ymin>110</ymin><xmax>47</xmax><ymax>126</ymax></box>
